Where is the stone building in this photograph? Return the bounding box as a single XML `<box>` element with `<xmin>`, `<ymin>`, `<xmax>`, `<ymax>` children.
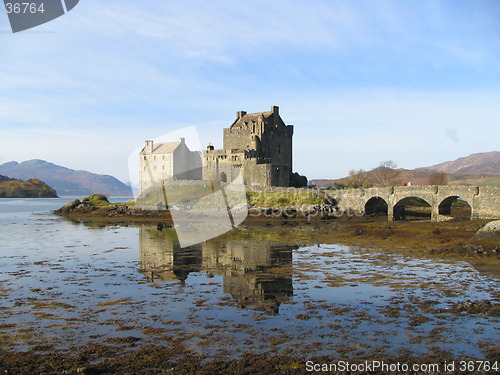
<box><xmin>139</xmin><ymin>137</ymin><xmax>202</xmax><ymax>197</ymax></box>
<box><xmin>139</xmin><ymin>106</ymin><xmax>294</xmax><ymax>197</ymax></box>
<box><xmin>203</xmin><ymin>106</ymin><xmax>293</xmax><ymax>187</ymax></box>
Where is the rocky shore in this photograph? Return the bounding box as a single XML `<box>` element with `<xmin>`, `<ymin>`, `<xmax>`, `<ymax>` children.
<box><xmin>3</xmin><ymin>345</ymin><xmax>497</xmax><ymax>375</ymax></box>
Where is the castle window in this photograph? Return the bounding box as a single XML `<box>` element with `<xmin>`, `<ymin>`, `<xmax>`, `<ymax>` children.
<box><xmin>154</xmin><ymin>156</ymin><xmax>156</xmax><ymax>161</ymax></box>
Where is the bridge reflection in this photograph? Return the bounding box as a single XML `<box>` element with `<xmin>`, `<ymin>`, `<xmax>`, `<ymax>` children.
<box><xmin>139</xmin><ymin>226</ymin><xmax>294</xmax><ymax>314</ymax></box>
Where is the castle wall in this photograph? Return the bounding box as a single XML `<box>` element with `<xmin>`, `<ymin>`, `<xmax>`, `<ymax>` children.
<box><xmin>173</xmin><ymin>145</ymin><xmax>202</xmax><ymax>180</ymax></box>
<box><xmin>139</xmin><ymin>152</ymin><xmax>173</xmax><ymax>196</ymax></box>
<box><xmin>243</xmin><ymin>163</ymin><xmax>273</xmax><ymax>187</ymax></box>
<box><xmin>223</xmin><ymin>127</ymin><xmax>254</xmax><ymax>152</ymax></box>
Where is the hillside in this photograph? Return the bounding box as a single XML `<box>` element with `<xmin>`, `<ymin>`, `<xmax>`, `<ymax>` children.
<box><xmin>0</xmin><ymin>175</ymin><xmax>57</xmax><ymax>198</ymax></box>
<box><xmin>420</xmin><ymin>151</ymin><xmax>500</xmax><ymax>175</ymax></box>
<box><xmin>0</xmin><ymin>160</ymin><xmax>132</xmax><ymax>196</ymax></box>
<box><xmin>311</xmin><ymin>151</ymin><xmax>500</xmax><ymax>188</ymax></box>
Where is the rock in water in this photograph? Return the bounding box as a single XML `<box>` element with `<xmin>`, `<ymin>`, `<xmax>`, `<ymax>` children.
<box><xmin>476</xmin><ymin>220</ymin><xmax>500</xmax><ymax>237</ymax></box>
<box><xmin>57</xmin><ymin>199</ymin><xmax>82</xmax><ymax>213</ymax></box>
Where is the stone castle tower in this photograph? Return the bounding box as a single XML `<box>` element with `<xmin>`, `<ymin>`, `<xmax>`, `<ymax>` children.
<box><xmin>203</xmin><ymin>106</ymin><xmax>293</xmax><ymax>187</ymax></box>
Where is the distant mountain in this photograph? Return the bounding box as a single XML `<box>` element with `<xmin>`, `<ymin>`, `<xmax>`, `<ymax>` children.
<box><xmin>0</xmin><ymin>160</ymin><xmax>132</xmax><ymax>196</ymax></box>
<box><xmin>0</xmin><ymin>175</ymin><xmax>57</xmax><ymax>198</ymax></box>
<box><xmin>419</xmin><ymin>151</ymin><xmax>500</xmax><ymax>175</ymax></box>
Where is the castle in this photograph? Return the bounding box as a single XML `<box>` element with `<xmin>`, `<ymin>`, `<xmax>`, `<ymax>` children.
<box><xmin>139</xmin><ymin>106</ymin><xmax>294</xmax><ymax>196</ymax></box>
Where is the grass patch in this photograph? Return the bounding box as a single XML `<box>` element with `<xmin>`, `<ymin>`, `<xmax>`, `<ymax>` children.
<box><xmin>450</xmin><ymin>177</ymin><xmax>500</xmax><ymax>187</ymax></box>
<box><xmin>83</xmin><ymin>194</ymin><xmax>111</xmax><ymax>206</ymax></box>
<box><xmin>246</xmin><ymin>190</ymin><xmax>323</xmax><ymax>208</ymax></box>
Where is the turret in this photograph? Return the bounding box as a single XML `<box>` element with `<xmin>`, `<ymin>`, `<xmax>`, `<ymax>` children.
<box><xmin>250</xmin><ymin>135</ymin><xmax>260</xmax><ymax>151</ymax></box>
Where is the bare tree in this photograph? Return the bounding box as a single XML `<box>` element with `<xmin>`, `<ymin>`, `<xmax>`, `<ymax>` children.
<box><xmin>373</xmin><ymin>160</ymin><xmax>400</xmax><ymax>187</ymax></box>
<box><xmin>347</xmin><ymin>169</ymin><xmax>372</xmax><ymax>188</ymax></box>
<box><xmin>428</xmin><ymin>171</ymin><xmax>449</xmax><ymax>185</ymax></box>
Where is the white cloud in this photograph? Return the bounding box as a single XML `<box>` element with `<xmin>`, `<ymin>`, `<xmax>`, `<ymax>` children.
<box><xmin>446</xmin><ymin>128</ymin><xmax>459</xmax><ymax>143</ymax></box>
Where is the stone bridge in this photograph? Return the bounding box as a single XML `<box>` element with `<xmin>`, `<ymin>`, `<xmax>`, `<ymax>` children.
<box><xmin>325</xmin><ymin>185</ymin><xmax>500</xmax><ymax>221</ymax></box>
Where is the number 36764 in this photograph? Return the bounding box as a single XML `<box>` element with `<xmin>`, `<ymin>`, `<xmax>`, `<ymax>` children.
<box><xmin>5</xmin><ymin>2</ymin><xmax>45</xmax><ymax>14</ymax></box>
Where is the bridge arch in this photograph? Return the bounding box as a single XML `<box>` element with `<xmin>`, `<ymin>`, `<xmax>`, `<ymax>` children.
<box><xmin>364</xmin><ymin>196</ymin><xmax>388</xmax><ymax>216</ymax></box>
<box><xmin>393</xmin><ymin>196</ymin><xmax>432</xmax><ymax>221</ymax></box>
<box><xmin>438</xmin><ymin>196</ymin><xmax>472</xmax><ymax>219</ymax></box>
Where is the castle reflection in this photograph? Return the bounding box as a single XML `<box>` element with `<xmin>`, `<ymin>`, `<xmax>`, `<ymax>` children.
<box><xmin>139</xmin><ymin>226</ymin><xmax>294</xmax><ymax>314</ymax></box>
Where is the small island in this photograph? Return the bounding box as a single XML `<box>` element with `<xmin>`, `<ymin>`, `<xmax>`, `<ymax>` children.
<box><xmin>0</xmin><ymin>174</ymin><xmax>58</xmax><ymax>198</ymax></box>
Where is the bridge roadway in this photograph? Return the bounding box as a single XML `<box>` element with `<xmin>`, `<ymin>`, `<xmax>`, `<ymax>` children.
<box><xmin>324</xmin><ymin>185</ymin><xmax>500</xmax><ymax>221</ymax></box>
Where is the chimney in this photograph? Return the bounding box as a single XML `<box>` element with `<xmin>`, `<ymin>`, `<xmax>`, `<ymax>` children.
<box><xmin>237</xmin><ymin>111</ymin><xmax>247</xmax><ymax>119</ymax></box>
<box><xmin>145</xmin><ymin>140</ymin><xmax>153</xmax><ymax>153</ymax></box>
<box><xmin>179</xmin><ymin>137</ymin><xmax>185</xmax><ymax>143</ymax></box>
<box><xmin>271</xmin><ymin>106</ymin><xmax>279</xmax><ymax>115</ymax></box>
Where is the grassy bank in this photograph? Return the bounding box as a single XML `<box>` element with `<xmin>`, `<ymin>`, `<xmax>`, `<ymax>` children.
<box><xmin>246</xmin><ymin>189</ymin><xmax>323</xmax><ymax>208</ymax></box>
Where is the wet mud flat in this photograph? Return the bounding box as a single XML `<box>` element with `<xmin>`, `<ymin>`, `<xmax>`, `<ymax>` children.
<box><xmin>1</xmin><ymin>213</ymin><xmax>499</xmax><ymax>373</ymax></box>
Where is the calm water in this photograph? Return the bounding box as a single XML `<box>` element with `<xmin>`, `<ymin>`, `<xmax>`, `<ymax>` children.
<box><xmin>0</xmin><ymin>198</ymin><xmax>498</xmax><ymax>360</ymax></box>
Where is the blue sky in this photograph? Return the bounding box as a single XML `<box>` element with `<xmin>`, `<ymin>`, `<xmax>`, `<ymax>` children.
<box><xmin>0</xmin><ymin>0</ymin><xmax>499</xmax><ymax>182</ymax></box>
